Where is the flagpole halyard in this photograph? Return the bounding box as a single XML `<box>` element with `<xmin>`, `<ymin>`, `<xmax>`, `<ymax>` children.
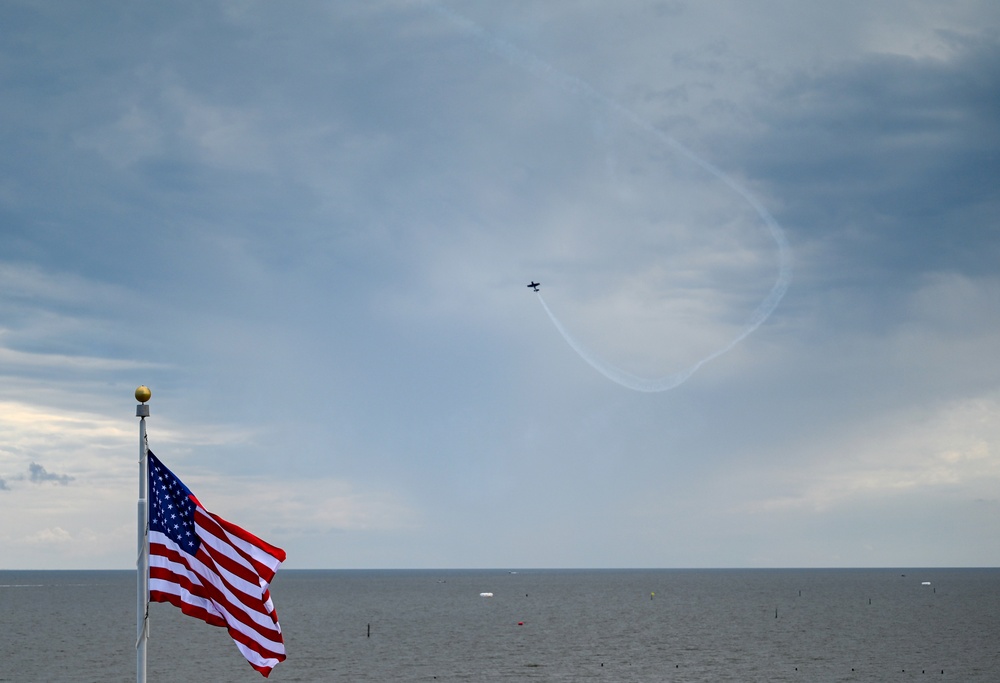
<box><xmin>136</xmin><ymin>386</ymin><xmax>151</xmax><ymax>683</ymax></box>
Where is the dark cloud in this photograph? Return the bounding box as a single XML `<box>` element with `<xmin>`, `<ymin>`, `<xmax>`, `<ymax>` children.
<box><xmin>0</xmin><ymin>1</ymin><xmax>997</xmax><ymax>569</ymax></box>
<box><xmin>0</xmin><ymin>477</ymin><xmax>8</xmax><ymax>491</ymax></box>
<box><xmin>28</xmin><ymin>463</ymin><xmax>74</xmax><ymax>485</ymax></box>
<box><xmin>741</xmin><ymin>33</ymin><xmax>1000</xmax><ymax>281</ymax></box>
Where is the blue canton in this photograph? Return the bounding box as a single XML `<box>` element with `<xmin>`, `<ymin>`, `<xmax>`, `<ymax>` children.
<box><xmin>148</xmin><ymin>451</ymin><xmax>201</xmax><ymax>555</ymax></box>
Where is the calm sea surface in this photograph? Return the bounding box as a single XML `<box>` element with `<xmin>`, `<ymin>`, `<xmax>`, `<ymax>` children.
<box><xmin>1</xmin><ymin>568</ymin><xmax>997</xmax><ymax>682</ymax></box>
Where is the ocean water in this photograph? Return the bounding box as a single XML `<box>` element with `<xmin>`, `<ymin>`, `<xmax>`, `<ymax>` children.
<box><xmin>1</xmin><ymin>568</ymin><xmax>997</xmax><ymax>682</ymax></box>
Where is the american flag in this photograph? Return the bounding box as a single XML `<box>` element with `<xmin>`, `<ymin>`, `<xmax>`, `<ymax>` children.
<box><xmin>147</xmin><ymin>451</ymin><xmax>286</xmax><ymax>677</ymax></box>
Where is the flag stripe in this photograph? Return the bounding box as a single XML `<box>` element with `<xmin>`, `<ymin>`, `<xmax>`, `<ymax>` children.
<box><xmin>147</xmin><ymin>451</ymin><xmax>286</xmax><ymax>677</ymax></box>
<box><xmin>195</xmin><ymin>510</ymin><xmax>277</xmax><ymax>594</ymax></box>
<box><xmin>190</xmin><ymin>549</ymin><xmax>284</xmax><ymax>646</ymax></box>
<box><xmin>157</xmin><ymin>521</ymin><xmax>284</xmax><ymax>649</ymax></box>
<box><xmin>152</xmin><ymin>523</ymin><xmax>285</xmax><ymax>662</ymax></box>
<box><xmin>211</xmin><ymin>511</ymin><xmax>286</xmax><ymax>573</ymax></box>
<box><xmin>192</xmin><ymin>524</ymin><xmax>280</xmax><ymax>629</ymax></box>
<box><xmin>151</xmin><ymin>533</ymin><xmax>284</xmax><ymax>654</ymax></box>
<box><xmin>194</xmin><ymin>530</ymin><xmax>273</xmax><ymax>605</ymax></box>
<box><xmin>149</xmin><ymin>538</ymin><xmax>219</xmax><ymax>612</ymax></box>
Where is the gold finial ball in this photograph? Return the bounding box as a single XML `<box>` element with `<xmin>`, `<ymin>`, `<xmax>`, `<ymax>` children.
<box><xmin>135</xmin><ymin>385</ymin><xmax>151</xmax><ymax>403</ymax></box>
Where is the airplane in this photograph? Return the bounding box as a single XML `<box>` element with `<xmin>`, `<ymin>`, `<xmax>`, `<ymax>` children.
<box><xmin>527</xmin><ymin>281</ymin><xmax>540</xmax><ymax>291</ymax></box>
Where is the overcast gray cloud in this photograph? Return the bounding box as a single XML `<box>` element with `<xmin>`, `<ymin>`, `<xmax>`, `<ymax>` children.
<box><xmin>0</xmin><ymin>0</ymin><xmax>997</xmax><ymax>569</ymax></box>
<box><xmin>28</xmin><ymin>462</ymin><xmax>74</xmax><ymax>485</ymax></box>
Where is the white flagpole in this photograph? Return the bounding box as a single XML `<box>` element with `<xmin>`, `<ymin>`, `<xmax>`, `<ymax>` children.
<box><xmin>136</xmin><ymin>386</ymin><xmax>151</xmax><ymax>683</ymax></box>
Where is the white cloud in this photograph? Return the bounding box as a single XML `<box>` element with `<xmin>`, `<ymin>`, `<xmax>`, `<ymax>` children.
<box><xmin>73</xmin><ymin>103</ymin><xmax>166</xmax><ymax>168</ymax></box>
<box><xmin>1</xmin><ymin>0</ymin><xmax>997</xmax><ymax>569</ymax></box>
<box><xmin>24</xmin><ymin>526</ymin><xmax>73</xmax><ymax>544</ymax></box>
<box><xmin>0</xmin><ymin>398</ymin><xmax>134</xmax><ymax>470</ymax></box>
<box><xmin>738</xmin><ymin>392</ymin><xmax>1000</xmax><ymax>514</ymax></box>
<box><xmin>858</xmin><ymin>0</ymin><xmax>997</xmax><ymax>59</ymax></box>
<box><xmin>195</xmin><ymin>476</ymin><xmax>422</xmax><ymax>537</ymax></box>
<box><xmin>0</xmin><ymin>262</ymin><xmax>136</xmax><ymax>317</ymax></box>
<box><xmin>0</xmin><ymin>346</ymin><xmax>157</xmax><ymax>372</ymax></box>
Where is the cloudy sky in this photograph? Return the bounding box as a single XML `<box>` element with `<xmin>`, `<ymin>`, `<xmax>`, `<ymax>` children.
<box><xmin>1</xmin><ymin>0</ymin><xmax>998</xmax><ymax>570</ymax></box>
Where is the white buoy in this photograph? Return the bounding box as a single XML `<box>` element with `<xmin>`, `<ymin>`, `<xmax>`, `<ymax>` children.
<box><xmin>480</xmin><ymin>592</ymin><xmax>494</xmax><ymax>598</ymax></box>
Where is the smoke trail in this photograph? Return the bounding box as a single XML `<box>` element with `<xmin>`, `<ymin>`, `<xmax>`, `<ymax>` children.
<box><xmin>428</xmin><ymin>2</ymin><xmax>792</xmax><ymax>392</ymax></box>
<box><xmin>537</xmin><ymin>293</ymin><xmax>701</xmax><ymax>392</ymax></box>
